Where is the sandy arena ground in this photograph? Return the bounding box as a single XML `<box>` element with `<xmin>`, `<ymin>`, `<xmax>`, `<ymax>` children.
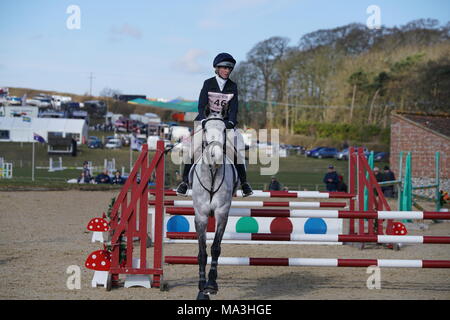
<box><xmin>0</xmin><ymin>190</ymin><xmax>449</xmax><ymax>300</ymax></box>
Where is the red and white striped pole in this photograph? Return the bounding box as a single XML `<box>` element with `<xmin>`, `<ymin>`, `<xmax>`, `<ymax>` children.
<box><xmin>149</xmin><ymin>200</ymin><xmax>347</xmax><ymax>208</ymax></box>
<box><xmin>166</xmin><ymin>232</ymin><xmax>450</xmax><ymax>244</ymax></box>
<box><xmin>161</xmin><ymin>207</ymin><xmax>450</xmax><ymax>220</ymax></box>
<box><xmin>150</xmin><ymin>189</ymin><xmax>355</xmax><ymax>199</ymax></box>
<box><xmin>165</xmin><ymin>256</ymin><xmax>450</xmax><ymax>268</ymax></box>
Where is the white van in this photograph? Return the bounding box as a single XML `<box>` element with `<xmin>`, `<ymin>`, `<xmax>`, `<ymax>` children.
<box><xmin>147</xmin><ymin>136</ymin><xmax>171</xmax><ymax>151</ymax></box>
<box><xmin>105</xmin><ymin>138</ymin><xmax>122</xmax><ymax>149</ymax></box>
<box><xmin>170</xmin><ymin>126</ymin><xmax>191</xmax><ymax>142</ymax></box>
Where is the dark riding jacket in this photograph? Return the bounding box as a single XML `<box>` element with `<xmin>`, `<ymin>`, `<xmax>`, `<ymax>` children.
<box><xmin>194</xmin><ymin>77</ymin><xmax>239</xmax><ymax>126</ymax></box>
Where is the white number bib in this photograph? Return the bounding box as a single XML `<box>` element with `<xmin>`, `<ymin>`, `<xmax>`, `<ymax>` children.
<box><xmin>207</xmin><ymin>92</ymin><xmax>234</xmax><ymax>112</ymax></box>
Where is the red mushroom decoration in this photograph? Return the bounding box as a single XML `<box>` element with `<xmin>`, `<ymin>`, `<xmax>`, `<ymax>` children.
<box><xmin>87</xmin><ymin>217</ymin><xmax>110</xmax><ymax>243</ymax></box>
<box><xmin>85</xmin><ymin>249</ymin><xmax>111</xmax><ymax>271</ymax></box>
<box><xmin>392</xmin><ymin>222</ymin><xmax>408</xmax><ymax>235</ymax></box>
<box><xmin>87</xmin><ymin>217</ymin><xmax>109</xmax><ymax>232</ymax></box>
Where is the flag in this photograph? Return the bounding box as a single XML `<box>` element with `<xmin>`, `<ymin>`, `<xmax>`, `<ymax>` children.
<box><xmin>33</xmin><ymin>133</ymin><xmax>46</xmax><ymax>143</ymax></box>
<box><xmin>131</xmin><ymin>135</ymin><xmax>142</xmax><ymax>151</ymax></box>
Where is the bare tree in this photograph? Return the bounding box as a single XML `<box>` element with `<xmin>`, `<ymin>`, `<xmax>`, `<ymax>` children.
<box><xmin>99</xmin><ymin>87</ymin><xmax>122</xmax><ymax>98</ymax></box>
<box><xmin>247</xmin><ymin>36</ymin><xmax>290</xmax><ymax>128</ymax></box>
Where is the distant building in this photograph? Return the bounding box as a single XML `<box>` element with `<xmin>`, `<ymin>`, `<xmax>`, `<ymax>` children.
<box><xmin>0</xmin><ymin>106</ymin><xmax>39</xmax><ymax>118</ymax></box>
<box><xmin>0</xmin><ymin>117</ymin><xmax>88</xmax><ymax>145</ymax></box>
<box><xmin>390</xmin><ymin>111</ymin><xmax>450</xmax><ymax>195</ymax></box>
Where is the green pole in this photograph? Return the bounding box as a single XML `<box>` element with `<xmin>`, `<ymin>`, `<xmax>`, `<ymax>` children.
<box><xmin>364</xmin><ymin>151</ymin><xmax>374</xmax><ymax>211</ymax></box>
<box><xmin>397</xmin><ymin>151</ymin><xmax>403</xmax><ymax>211</ymax></box>
<box><xmin>401</xmin><ymin>153</ymin><xmax>412</xmax><ymax>222</ymax></box>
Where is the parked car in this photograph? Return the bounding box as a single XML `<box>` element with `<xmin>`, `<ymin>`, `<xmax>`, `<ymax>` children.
<box><xmin>7</xmin><ymin>96</ymin><xmax>22</xmax><ymax>105</ymax></box>
<box><xmin>105</xmin><ymin>138</ymin><xmax>122</xmax><ymax>149</ymax></box>
<box><xmin>306</xmin><ymin>147</ymin><xmax>325</xmax><ymax>157</ymax></box>
<box><xmin>293</xmin><ymin>145</ymin><xmax>306</xmax><ymax>154</ymax></box>
<box><xmin>312</xmin><ymin>147</ymin><xmax>339</xmax><ymax>159</ymax></box>
<box><xmin>374</xmin><ymin>152</ymin><xmax>390</xmax><ymax>162</ymax></box>
<box><xmin>88</xmin><ymin>139</ymin><xmax>103</xmax><ymax>149</ymax></box>
<box><xmin>335</xmin><ymin>148</ymin><xmax>349</xmax><ymax>160</ymax></box>
<box><xmin>283</xmin><ymin>144</ymin><xmax>305</xmax><ymax>155</ymax></box>
<box><xmin>336</xmin><ymin>147</ymin><xmax>370</xmax><ymax>160</ymax></box>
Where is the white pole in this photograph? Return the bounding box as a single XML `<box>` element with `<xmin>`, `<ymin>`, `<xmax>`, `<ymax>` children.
<box><xmin>32</xmin><ymin>141</ymin><xmax>35</xmax><ymax>181</ymax></box>
<box><xmin>129</xmin><ymin>134</ymin><xmax>133</xmax><ymax>172</ymax></box>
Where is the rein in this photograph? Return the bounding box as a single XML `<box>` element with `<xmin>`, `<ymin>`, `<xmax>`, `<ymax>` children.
<box><xmin>193</xmin><ymin>117</ymin><xmax>228</xmax><ymax>202</ymax></box>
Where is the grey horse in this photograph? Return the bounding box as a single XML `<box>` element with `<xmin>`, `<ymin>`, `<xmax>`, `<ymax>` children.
<box><xmin>190</xmin><ymin>109</ymin><xmax>238</xmax><ymax>300</ymax></box>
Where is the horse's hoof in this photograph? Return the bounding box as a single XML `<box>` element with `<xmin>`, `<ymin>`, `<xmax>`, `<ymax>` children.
<box><xmin>196</xmin><ymin>291</ymin><xmax>210</xmax><ymax>300</ymax></box>
<box><xmin>204</xmin><ymin>281</ymin><xmax>218</xmax><ymax>295</ymax></box>
<box><xmin>198</xmin><ymin>280</ymin><xmax>207</xmax><ymax>291</ymax></box>
<box><xmin>203</xmin><ymin>288</ymin><xmax>217</xmax><ymax>295</ymax></box>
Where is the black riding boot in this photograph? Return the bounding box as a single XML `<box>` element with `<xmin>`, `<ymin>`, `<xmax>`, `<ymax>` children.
<box><xmin>235</xmin><ymin>164</ymin><xmax>253</xmax><ymax>197</ymax></box>
<box><xmin>176</xmin><ymin>163</ymin><xmax>192</xmax><ymax>196</ymax></box>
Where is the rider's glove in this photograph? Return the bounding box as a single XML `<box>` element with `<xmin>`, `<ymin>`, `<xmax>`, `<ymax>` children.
<box><xmin>226</xmin><ymin>121</ymin><xmax>235</xmax><ymax>129</ymax></box>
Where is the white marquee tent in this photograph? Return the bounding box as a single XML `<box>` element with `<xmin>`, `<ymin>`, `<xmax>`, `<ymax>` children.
<box><xmin>0</xmin><ymin>117</ymin><xmax>88</xmax><ymax>145</ymax></box>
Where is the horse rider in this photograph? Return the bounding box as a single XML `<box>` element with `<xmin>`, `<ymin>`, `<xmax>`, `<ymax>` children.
<box><xmin>176</xmin><ymin>52</ymin><xmax>254</xmax><ymax>197</ymax></box>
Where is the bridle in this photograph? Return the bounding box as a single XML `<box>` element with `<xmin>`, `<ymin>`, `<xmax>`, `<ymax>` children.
<box><xmin>193</xmin><ymin>117</ymin><xmax>228</xmax><ymax>202</ymax></box>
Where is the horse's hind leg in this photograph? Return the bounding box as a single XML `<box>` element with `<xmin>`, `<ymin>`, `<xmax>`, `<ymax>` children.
<box><xmin>204</xmin><ymin>208</ymin><xmax>229</xmax><ymax>295</ymax></box>
<box><xmin>194</xmin><ymin>212</ymin><xmax>209</xmax><ymax>299</ymax></box>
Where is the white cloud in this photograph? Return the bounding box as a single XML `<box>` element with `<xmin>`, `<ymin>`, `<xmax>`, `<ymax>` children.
<box><xmin>173</xmin><ymin>49</ymin><xmax>209</xmax><ymax>74</ymax></box>
<box><xmin>109</xmin><ymin>23</ymin><xmax>142</xmax><ymax>40</ymax></box>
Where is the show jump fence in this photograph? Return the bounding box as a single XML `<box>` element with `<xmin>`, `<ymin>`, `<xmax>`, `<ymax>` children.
<box><xmin>84</xmin><ymin>142</ymin><xmax>450</xmax><ymax>290</ymax></box>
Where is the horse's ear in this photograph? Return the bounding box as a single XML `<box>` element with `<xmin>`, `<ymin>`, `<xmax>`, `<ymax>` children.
<box><xmin>205</xmin><ymin>106</ymin><xmax>211</xmax><ymax>118</ymax></box>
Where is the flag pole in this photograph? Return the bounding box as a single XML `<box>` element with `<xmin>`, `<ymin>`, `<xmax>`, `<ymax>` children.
<box><xmin>129</xmin><ymin>133</ymin><xmax>133</xmax><ymax>173</ymax></box>
<box><xmin>32</xmin><ymin>140</ymin><xmax>35</xmax><ymax>182</ymax></box>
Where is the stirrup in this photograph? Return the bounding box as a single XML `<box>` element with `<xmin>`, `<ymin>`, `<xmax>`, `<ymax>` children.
<box><xmin>241</xmin><ymin>183</ymin><xmax>253</xmax><ymax>197</ymax></box>
<box><xmin>176</xmin><ymin>181</ymin><xmax>189</xmax><ymax>197</ymax></box>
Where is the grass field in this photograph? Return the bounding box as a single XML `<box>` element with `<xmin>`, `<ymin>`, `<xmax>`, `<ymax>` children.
<box><xmin>0</xmin><ymin>132</ymin><xmax>389</xmax><ymax>191</ymax></box>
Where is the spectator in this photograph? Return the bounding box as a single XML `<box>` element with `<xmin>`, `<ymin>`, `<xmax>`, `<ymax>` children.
<box><xmin>373</xmin><ymin>167</ymin><xmax>383</xmax><ymax>183</ymax></box>
<box><xmin>382</xmin><ymin>166</ymin><xmax>396</xmax><ymax>198</ymax></box>
<box><xmin>82</xmin><ymin>161</ymin><xmax>92</xmax><ymax>182</ymax></box>
<box><xmin>282</xmin><ymin>186</ymin><xmax>289</xmax><ymax>191</ymax></box>
<box><xmin>268</xmin><ymin>176</ymin><xmax>282</xmax><ymax>191</ymax></box>
<box><xmin>77</xmin><ymin>171</ymin><xmax>90</xmax><ymax>184</ymax></box>
<box><xmin>337</xmin><ymin>174</ymin><xmax>348</xmax><ymax>192</ymax></box>
<box><xmin>71</xmin><ymin>138</ymin><xmax>77</xmax><ymax>157</ymax></box>
<box><xmin>111</xmin><ymin>171</ymin><xmax>125</xmax><ymax>185</ymax></box>
<box><xmin>323</xmin><ymin>165</ymin><xmax>339</xmax><ymax>192</ymax></box>
<box><xmin>95</xmin><ymin>170</ymin><xmax>111</xmax><ymax>184</ymax></box>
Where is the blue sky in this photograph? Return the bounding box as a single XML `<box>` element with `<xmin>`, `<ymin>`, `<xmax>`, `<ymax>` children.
<box><xmin>0</xmin><ymin>0</ymin><xmax>449</xmax><ymax>100</ymax></box>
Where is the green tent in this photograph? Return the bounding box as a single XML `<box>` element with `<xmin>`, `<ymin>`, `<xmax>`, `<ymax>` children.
<box><xmin>128</xmin><ymin>98</ymin><xmax>198</xmax><ymax>112</ymax></box>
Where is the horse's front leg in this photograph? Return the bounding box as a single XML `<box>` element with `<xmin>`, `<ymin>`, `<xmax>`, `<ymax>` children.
<box><xmin>204</xmin><ymin>207</ymin><xmax>229</xmax><ymax>295</ymax></box>
<box><xmin>194</xmin><ymin>211</ymin><xmax>209</xmax><ymax>299</ymax></box>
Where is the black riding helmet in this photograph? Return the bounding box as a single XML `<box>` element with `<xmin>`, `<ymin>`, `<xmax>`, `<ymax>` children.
<box><xmin>213</xmin><ymin>53</ymin><xmax>236</xmax><ymax>69</ymax></box>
